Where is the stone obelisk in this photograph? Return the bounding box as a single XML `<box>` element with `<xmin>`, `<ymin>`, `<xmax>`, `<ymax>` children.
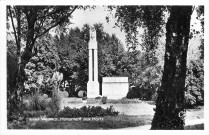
<box><xmin>87</xmin><ymin>27</ymin><xmax>99</xmax><ymax>98</ymax></box>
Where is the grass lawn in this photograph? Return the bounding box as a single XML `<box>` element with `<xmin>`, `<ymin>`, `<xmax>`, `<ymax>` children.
<box><xmin>26</xmin><ymin>115</ymin><xmax>153</xmax><ymax>129</ymax></box>
<box><xmin>185</xmin><ymin>124</ymin><xmax>204</xmax><ymax>130</ymax></box>
<box><xmin>11</xmin><ymin>98</ymin><xmax>203</xmax><ymax>130</ymax></box>
<box><xmin>8</xmin><ymin>106</ymin><xmax>204</xmax><ymax>129</ymax></box>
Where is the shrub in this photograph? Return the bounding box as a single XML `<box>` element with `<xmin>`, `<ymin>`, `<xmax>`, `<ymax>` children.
<box><xmin>26</xmin><ymin>93</ymin><xmax>48</xmax><ymax>111</ymax></box>
<box><xmin>101</xmin><ymin>96</ymin><xmax>107</xmax><ymax>104</ymax></box>
<box><xmin>95</xmin><ymin>96</ymin><xmax>102</xmax><ymax>100</ymax></box>
<box><xmin>86</xmin><ymin>98</ymin><xmax>101</xmax><ymax>104</ymax></box>
<box><xmin>186</xmin><ymin>59</ymin><xmax>204</xmax><ymax>106</ymax></box>
<box><xmin>77</xmin><ymin>90</ymin><xmax>87</xmax><ymax>98</ymax></box>
<box><xmin>126</xmin><ymin>90</ymin><xmax>139</xmax><ymax>99</ymax></box>
<box><xmin>23</xmin><ymin>110</ymin><xmax>46</xmax><ymax>118</ymax></box>
<box><xmin>82</xmin><ymin>97</ymin><xmax>87</xmax><ymax>100</ymax></box>
<box><xmin>45</xmin><ymin>91</ymin><xmax>61</xmax><ymax>117</ymax></box>
<box><xmin>59</xmin><ymin>91</ymin><xmax>69</xmax><ymax>98</ymax></box>
<box><xmin>107</xmin><ymin>98</ymin><xmax>142</xmax><ymax>104</ymax></box>
<box><xmin>185</xmin><ymin>92</ymin><xmax>196</xmax><ymax>108</ymax></box>
<box><xmin>43</xmin><ymin>94</ymin><xmax>48</xmax><ymax>99</ymax></box>
<box><xmin>7</xmin><ymin>100</ymin><xmax>27</xmax><ymax>129</ymax></box>
<box><xmin>126</xmin><ymin>85</ymin><xmax>157</xmax><ymax>100</ymax></box>
<box><xmin>56</xmin><ymin>105</ymin><xmax>119</xmax><ymax>118</ymax></box>
<box><xmin>151</xmin><ymin>91</ymin><xmax>158</xmax><ymax>102</ymax></box>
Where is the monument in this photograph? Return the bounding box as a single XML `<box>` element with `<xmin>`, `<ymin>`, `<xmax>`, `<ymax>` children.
<box><xmin>87</xmin><ymin>27</ymin><xmax>100</xmax><ymax>98</ymax></box>
<box><xmin>87</xmin><ymin>26</ymin><xmax>129</xmax><ymax>99</ymax></box>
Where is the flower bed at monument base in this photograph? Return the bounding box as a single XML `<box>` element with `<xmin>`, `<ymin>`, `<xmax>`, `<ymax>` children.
<box><xmin>55</xmin><ymin>105</ymin><xmax>119</xmax><ymax>118</ymax></box>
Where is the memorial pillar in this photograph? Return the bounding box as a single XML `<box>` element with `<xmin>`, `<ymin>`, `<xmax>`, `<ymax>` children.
<box><xmin>87</xmin><ymin>27</ymin><xmax>100</xmax><ymax>98</ymax></box>
<box><xmin>88</xmin><ymin>49</ymin><xmax>93</xmax><ymax>81</ymax></box>
<box><xmin>94</xmin><ymin>48</ymin><xmax>98</xmax><ymax>81</ymax></box>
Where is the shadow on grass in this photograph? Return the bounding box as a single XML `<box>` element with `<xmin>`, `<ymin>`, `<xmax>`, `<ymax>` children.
<box><xmin>185</xmin><ymin>124</ymin><xmax>204</xmax><ymax>130</ymax></box>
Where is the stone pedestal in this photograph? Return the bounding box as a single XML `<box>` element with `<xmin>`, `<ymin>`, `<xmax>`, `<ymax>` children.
<box><xmin>87</xmin><ymin>27</ymin><xmax>100</xmax><ymax>98</ymax></box>
<box><xmin>87</xmin><ymin>81</ymin><xmax>99</xmax><ymax>98</ymax></box>
<box><xmin>102</xmin><ymin>77</ymin><xmax>129</xmax><ymax>99</ymax></box>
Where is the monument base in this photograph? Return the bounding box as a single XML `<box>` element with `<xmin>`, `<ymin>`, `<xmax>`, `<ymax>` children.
<box><xmin>102</xmin><ymin>77</ymin><xmax>129</xmax><ymax>99</ymax></box>
<box><xmin>87</xmin><ymin>81</ymin><xmax>100</xmax><ymax>98</ymax></box>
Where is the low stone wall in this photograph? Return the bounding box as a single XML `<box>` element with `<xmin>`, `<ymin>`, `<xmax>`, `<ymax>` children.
<box><xmin>102</xmin><ymin>77</ymin><xmax>129</xmax><ymax>99</ymax></box>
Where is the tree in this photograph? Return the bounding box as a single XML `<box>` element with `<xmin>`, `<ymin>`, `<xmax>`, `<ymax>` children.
<box><xmin>185</xmin><ymin>59</ymin><xmax>204</xmax><ymax>107</ymax></box>
<box><xmin>151</xmin><ymin>6</ymin><xmax>193</xmax><ymax>129</ymax></box>
<box><xmin>24</xmin><ymin>34</ymin><xmax>61</xmax><ymax>95</ymax></box>
<box><xmin>54</xmin><ymin>26</ymin><xmax>89</xmax><ymax>92</ymax></box>
<box><xmin>112</xmin><ymin>6</ymin><xmax>194</xmax><ymax>129</ymax></box>
<box><xmin>196</xmin><ymin>6</ymin><xmax>204</xmax><ymax>60</ymax></box>
<box><xmin>185</xmin><ymin>6</ymin><xmax>204</xmax><ymax>108</ymax></box>
<box><xmin>7</xmin><ymin>5</ymin><xmax>78</xmax><ymax>109</ymax></box>
<box><xmin>7</xmin><ymin>35</ymin><xmax>18</xmax><ymax>108</ymax></box>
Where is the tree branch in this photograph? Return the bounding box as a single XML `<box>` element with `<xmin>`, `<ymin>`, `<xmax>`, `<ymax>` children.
<box><xmin>35</xmin><ymin>18</ymin><xmax>65</xmax><ymax>39</ymax></box>
<box><xmin>35</xmin><ymin>6</ymin><xmax>78</xmax><ymax>39</ymax></box>
<box><xmin>8</xmin><ymin>6</ymin><xmax>20</xmax><ymax>51</ymax></box>
<box><xmin>37</xmin><ymin>7</ymin><xmax>60</xmax><ymax>20</ymax></box>
<box><xmin>16</xmin><ymin>7</ymin><xmax>21</xmax><ymax>50</ymax></box>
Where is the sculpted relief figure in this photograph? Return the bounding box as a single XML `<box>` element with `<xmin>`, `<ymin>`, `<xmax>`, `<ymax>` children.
<box><xmin>90</xmin><ymin>27</ymin><xmax>96</xmax><ymax>41</ymax></box>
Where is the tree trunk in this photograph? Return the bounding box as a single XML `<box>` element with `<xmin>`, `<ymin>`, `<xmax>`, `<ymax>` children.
<box><xmin>151</xmin><ymin>6</ymin><xmax>193</xmax><ymax>129</ymax></box>
<box><xmin>8</xmin><ymin>6</ymin><xmax>23</xmax><ymax>109</ymax></box>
